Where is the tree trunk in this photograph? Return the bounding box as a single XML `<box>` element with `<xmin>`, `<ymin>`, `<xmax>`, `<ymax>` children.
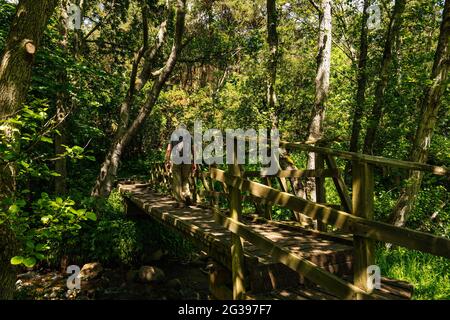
<box><xmin>363</xmin><ymin>0</ymin><xmax>406</xmax><ymax>155</ymax></box>
<box><xmin>307</xmin><ymin>0</ymin><xmax>332</xmax><ymax>144</ymax></box>
<box><xmin>55</xmin><ymin>1</ymin><xmax>69</xmax><ymax>195</ymax></box>
<box><xmin>91</xmin><ymin>0</ymin><xmax>186</xmax><ymax>198</ymax></box>
<box><xmin>0</xmin><ymin>0</ymin><xmax>58</xmax><ymax>119</ymax></box>
<box><xmin>349</xmin><ymin>0</ymin><xmax>370</xmax><ymax>153</ymax></box>
<box><xmin>0</xmin><ymin>223</ymin><xmax>18</xmax><ymax>299</ymax></box>
<box><xmin>54</xmin><ymin>93</ymin><xmax>68</xmax><ymax>195</ymax></box>
<box><xmin>306</xmin><ymin>0</ymin><xmax>332</xmax><ymax>201</ymax></box>
<box><xmin>0</xmin><ymin>0</ymin><xmax>58</xmax><ymax>300</ymax></box>
<box><xmin>266</xmin><ymin>0</ymin><xmax>279</xmax><ymax>128</ymax></box>
<box><xmin>390</xmin><ymin>0</ymin><xmax>450</xmax><ymax>227</ymax></box>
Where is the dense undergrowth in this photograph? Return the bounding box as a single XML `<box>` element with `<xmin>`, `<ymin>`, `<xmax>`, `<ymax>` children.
<box><xmin>377</xmin><ymin>246</ymin><xmax>450</xmax><ymax>300</ymax></box>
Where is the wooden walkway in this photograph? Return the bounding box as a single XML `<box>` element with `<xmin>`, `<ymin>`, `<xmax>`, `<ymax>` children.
<box><xmin>118</xmin><ymin>183</ymin><xmax>413</xmax><ymax>300</ymax></box>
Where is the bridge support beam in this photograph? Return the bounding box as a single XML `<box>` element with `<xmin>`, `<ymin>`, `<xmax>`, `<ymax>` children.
<box><xmin>228</xmin><ymin>139</ymin><xmax>246</xmax><ymax>300</ymax></box>
<box><xmin>315</xmin><ymin>153</ymin><xmax>327</xmax><ymax>231</ymax></box>
<box><xmin>352</xmin><ymin>161</ymin><xmax>375</xmax><ymax>299</ymax></box>
<box><xmin>208</xmin><ymin>260</ymin><xmax>233</xmax><ymax>300</ymax></box>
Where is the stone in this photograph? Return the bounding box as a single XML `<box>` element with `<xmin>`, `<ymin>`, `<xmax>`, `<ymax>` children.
<box><xmin>17</xmin><ymin>271</ymin><xmax>36</xmax><ymax>280</ymax></box>
<box><xmin>138</xmin><ymin>266</ymin><xmax>166</xmax><ymax>283</ymax></box>
<box><xmin>79</xmin><ymin>262</ymin><xmax>103</xmax><ymax>280</ymax></box>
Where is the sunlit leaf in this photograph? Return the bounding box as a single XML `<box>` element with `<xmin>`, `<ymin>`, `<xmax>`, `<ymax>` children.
<box><xmin>11</xmin><ymin>256</ymin><xmax>24</xmax><ymax>265</ymax></box>
<box><xmin>23</xmin><ymin>257</ymin><xmax>37</xmax><ymax>268</ymax></box>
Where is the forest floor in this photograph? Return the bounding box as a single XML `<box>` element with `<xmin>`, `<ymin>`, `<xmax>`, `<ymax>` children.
<box><xmin>14</xmin><ymin>255</ymin><xmax>211</xmax><ymax>300</ymax></box>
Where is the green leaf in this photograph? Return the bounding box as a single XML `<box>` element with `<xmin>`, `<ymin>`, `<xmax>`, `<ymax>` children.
<box><xmin>34</xmin><ymin>253</ymin><xmax>45</xmax><ymax>260</ymax></box>
<box><xmin>86</xmin><ymin>211</ymin><xmax>97</xmax><ymax>221</ymax></box>
<box><xmin>23</xmin><ymin>257</ymin><xmax>37</xmax><ymax>268</ymax></box>
<box><xmin>40</xmin><ymin>136</ymin><xmax>53</xmax><ymax>144</ymax></box>
<box><xmin>19</xmin><ymin>161</ymin><xmax>30</xmax><ymax>169</ymax></box>
<box><xmin>11</xmin><ymin>256</ymin><xmax>24</xmax><ymax>265</ymax></box>
<box><xmin>49</xmin><ymin>171</ymin><xmax>61</xmax><ymax>177</ymax></box>
<box><xmin>35</xmin><ymin>243</ymin><xmax>48</xmax><ymax>251</ymax></box>
<box><xmin>16</xmin><ymin>199</ymin><xmax>27</xmax><ymax>207</ymax></box>
<box><xmin>72</xmin><ymin>146</ymin><xmax>84</xmax><ymax>154</ymax></box>
<box><xmin>8</xmin><ymin>204</ymin><xmax>20</xmax><ymax>214</ymax></box>
<box><xmin>41</xmin><ymin>215</ymin><xmax>51</xmax><ymax>224</ymax></box>
<box><xmin>25</xmin><ymin>241</ymin><xmax>34</xmax><ymax>250</ymax></box>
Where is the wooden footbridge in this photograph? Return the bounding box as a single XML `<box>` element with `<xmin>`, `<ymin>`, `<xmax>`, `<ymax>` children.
<box><xmin>119</xmin><ymin>140</ymin><xmax>450</xmax><ymax>300</ymax></box>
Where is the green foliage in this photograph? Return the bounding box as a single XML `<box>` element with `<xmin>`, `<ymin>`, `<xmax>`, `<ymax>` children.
<box><xmin>271</xmin><ymin>205</ymin><xmax>293</xmax><ymax>221</ymax></box>
<box><xmin>377</xmin><ymin>246</ymin><xmax>450</xmax><ymax>300</ymax></box>
<box><xmin>86</xmin><ymin>190</ymin><xmax>195</xmax><ymax>266</ymax></box>
<box><xmin>0</xmin><ymin>1</ymin><xmax>15</xmax><ymax>50</ymax></box>
<box><xmin>1</xmin><ymin>192</ymin><xmax>96</xmax><ymax>268</ymax></box>
<box><xmin>405</xmin><ymin>184</ymin><xmax>449</xmax><ymax>238</ymax></box>
<box><xmin>0</xmin><ymin>100</ymin><xmax>96</xmax><ymax>268</ymax></box>
<box><xmin>88</xmin><ymin>218</ymin><xmax>142</xmax><ymax>266</ymax></box>
<box><xmin>374</xmin><ymin>184</ymin><xmax>449</xmax><ymax>237</ymax></box>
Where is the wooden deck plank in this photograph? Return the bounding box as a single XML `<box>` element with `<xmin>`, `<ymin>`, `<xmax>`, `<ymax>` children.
<box><xmin>119</xmin><ymin>184</ymin><xmax>353</xmax><ymax>266</ymax></box>
<box><xmin>118</xmin><ymin>184</ymin><xmax>413</xmax><ymax>300</ymax></box>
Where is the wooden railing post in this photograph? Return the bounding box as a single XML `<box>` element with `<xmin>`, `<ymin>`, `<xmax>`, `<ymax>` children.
<box><xmin>209</xmin><ymin>165</ymin><xmax>219</xmax><ymax>208</ymax></box>
<box><xmin>149</xmin><ymin>164</ymin><xmax>154</xmax><ymax>186</ymax></box>
<box><xmin>192</xmin><ymin>171</ymin><xmax>199</xmax><ymax>204</ymax></box>
<box><xmin>228</xmin><ymin>138</ymin><xmax>246</xmax><ymax>300</ymax></box>
<box><xmin>154</xmin><ymin>164</ymin><xmax>159</xmax><ymax>188</ymax></box>
<box><xmin>210</xmin><ymin>167</ymin><xmax>450</xmax><ymax>258</ymax></box>
<box><xmin>166</xmin><ymin>164</ymin><xmax>172</xmax><ymax>191</ymax></box>
<box><xmin>325</xmin><ymin>155</ymin><xmax>352</xmax><ymax>212</ymax></box>
<box><xmin>315</xmin><ymin>153</ymin><xmax>327</xmax><ymax>231</ymax></box>
<box><xmin>263</xmin><ymin>177</ymin><xmax>273</xmax><ymax>220</ymax></box>
<box><xmin>352</xmin><ymin>160</ymin><xmax>375</xmax><ymax>299</ymax></box>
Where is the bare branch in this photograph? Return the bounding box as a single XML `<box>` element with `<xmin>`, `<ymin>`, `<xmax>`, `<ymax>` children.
<box><xmin>309</xmin><ymin>0</ymin><xmax>321</xmax><ymax>14</ymax></box>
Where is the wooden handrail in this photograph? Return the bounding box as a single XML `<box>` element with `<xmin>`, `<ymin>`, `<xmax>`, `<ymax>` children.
<box><xmin>279</xmin><ymin>141</ymin><xmax>449</xmax><ymax>176</ymax></box>
<box><xmin>158</xmin><ymin>134</ymin><xmax>449</xmax><ymax>176</ymax></box>
<box><xmin>147</xmin><ymin>161</ymin><xmax>449</xmax><ymax>300</ymax></box>
<box><xmin>208</xmin><ymin>168</ymin><xmax>450</xmax><ymax>259</ymax></box>
<box><xmin>213</xmin><ymin>209</ymin><xmax>369</xmax><ymax>300</ymax></box>
<box><xmin>243</xmin><ymin>169</ymin><xmax>339</xmax><ymax>178</ymax></box>
<box><xmin>235</xmin><ymin>136</ymin><xmax>449</xmax><ymax>176</ymax></box>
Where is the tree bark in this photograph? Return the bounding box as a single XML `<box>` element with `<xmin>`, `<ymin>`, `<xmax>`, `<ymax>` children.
<box><xmin>363</xmin><ymin>0</ymin><xmax>406</xmax><ymax>155</ymax></box>
<box><xmin>306</xmin><ymin>0</ymin><xmax>332</xmax><ymax>202</ymax></box>
<box><xmin>0</xmin><ymin>223</ymin><xmax>18</xmax><ymax>299</ymax></box>
<box><xmin>0</xmin><ymin>0</ymin><xmax>58</xmax><ymax>300</ymax></box>
<box><xmin>91</xmin><ymin>0</ymin><xmax>186</xmax><ymax>198</ymax></box>
<box><xmin>307</xmin><ymin>0</ymin><xmax>332</xmax><ymax>145</ymax></box>
<box><xmin>390</xmin><ymin>0</ymin><xmax>450</xmax><ymax>227</ymax></box>
<box><xmin>349</xmin><ymin>0</ymin><xmax>370</xmax><ymax>153</ymax></box>
<box><xmin>0</xmin><ymin>0</ymin><xmax>58</xmax><ymax>119</ymax></box>
<box><xmin>55</xmin><ymin>1</ymin><xmax>69</xmax><ymax>195</ymax></box>
<box><xmin>266</xmin><ymin>0</ymin><xmax>279</xmax><ymax>128</ymax></box>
